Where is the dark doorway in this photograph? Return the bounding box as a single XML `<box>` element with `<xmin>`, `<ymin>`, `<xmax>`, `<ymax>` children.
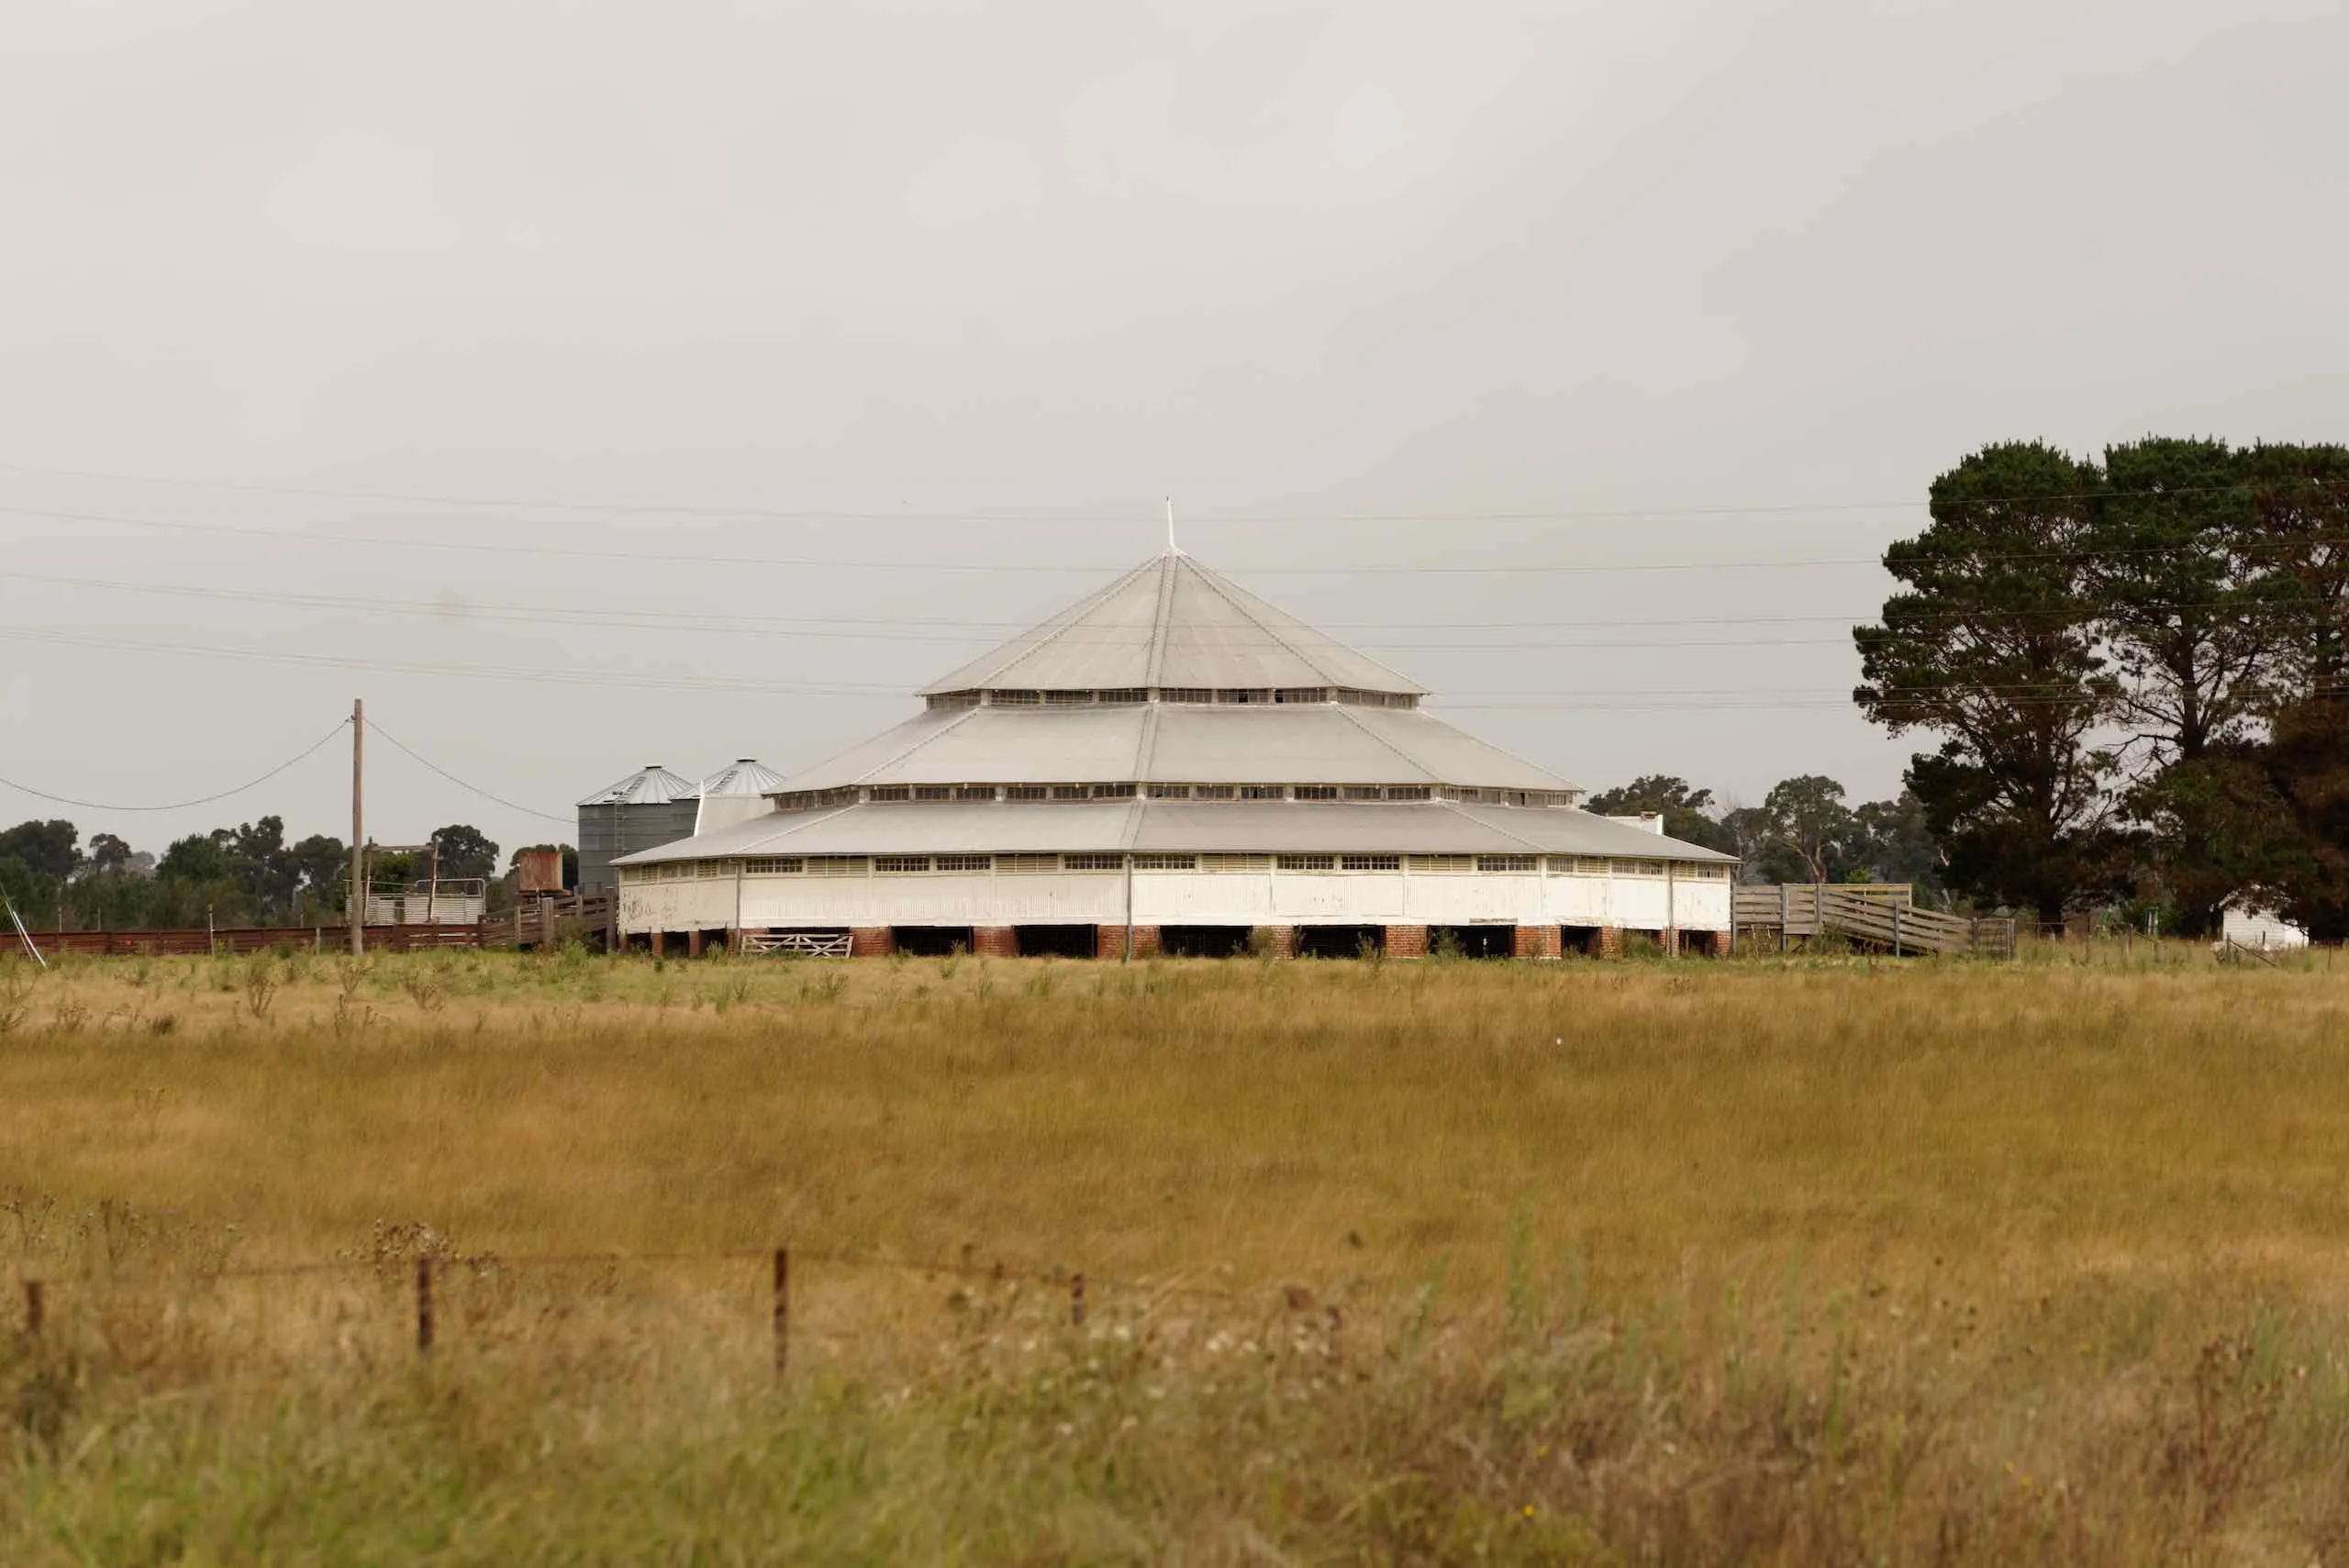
<box><xmin>1160</xmin><ymin>925</ymin><xmax>1253</xmax><ymax>959</ymax></box>
<box><xmin>1430</xmin><ymin>925</ymin><xmax>1514</xmax><ymax>959</ymax></box>
<box><xmin>1296</xmin><ymin>925</ymin><xmax>1385</xmax><ymax>960</ymax></box>
<box><xmin>1016</xmin><ymin>924</ymin><xmax>1097</xmax><ymax>958</ymax></box>
<box><xmin>892</xmin><ymin>926</ymin><xmax>974</xmax><ymax>956</ymax></box>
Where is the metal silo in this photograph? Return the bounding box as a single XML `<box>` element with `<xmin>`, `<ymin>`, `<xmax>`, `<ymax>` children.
<box><xmin>576</xmin><ymin>764</ymin><xmax>700</xmax><ymax>894</ymax></box>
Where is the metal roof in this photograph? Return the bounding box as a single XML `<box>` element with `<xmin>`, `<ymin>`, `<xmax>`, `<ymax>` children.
<box><xmin>771</xmin><ymin>703</ymin><xmax>1576</xmax><ymax>793</ymax></box>
<box><xmin>919</xmin><ymin>551</ymin><xmax>1426</xmax><ymax>696</ymax></box>
<box><xmin>577</xmin><ymin>764</ymin><xmax>699</xmax><ymax>808</ymax></box>
<box><xmin>699</xmin><ymin>758</ymin><xmax>789</xmax><ymax>796</ymax></box>
<box><xmin>614</xmin><ymin>799</ymin><xmax>1733</xmax><ymax>864</ymax></box>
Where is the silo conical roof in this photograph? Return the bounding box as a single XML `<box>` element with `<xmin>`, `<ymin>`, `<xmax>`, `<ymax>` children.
<box><xmin>576</xmin><ymin>764</ymin><xmax>698</xmax><ymax>808</ymax></box>
<box><xmin>699</xmin><ymin>758</ymin><xmax>788</xmax><ymax>796</ymax></box>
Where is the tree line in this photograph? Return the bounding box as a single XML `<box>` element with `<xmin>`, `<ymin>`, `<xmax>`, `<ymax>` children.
<box><xmin>0</xmin><ymin>817</ymin><xmax>578</xmax><ymax>932</ymax></box>
<box><xmin>1854</xmin><ymin>438</ymin><xmax>2348</xmax><ymax>937</ymax></box>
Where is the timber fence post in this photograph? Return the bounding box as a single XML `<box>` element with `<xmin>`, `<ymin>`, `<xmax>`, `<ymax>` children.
<box><xmin>23</xmin><ymin>1279</ymin><xmax>43</xmax><ymax>1340</ymax></box>
<box><xmin>1071</xmin><ymin>1273</ymin><xmax>1086</xmax><ymax>1329</ymax></box>
<box><xmin>773</xmin><ymin>1248</ymin><xmax>790</xmax><ymax>1381</ymax></box>
<box><xmin>416</xmin><ymin>1257</ymin><xmax>435</xmax><ymax>1354</ymax></box>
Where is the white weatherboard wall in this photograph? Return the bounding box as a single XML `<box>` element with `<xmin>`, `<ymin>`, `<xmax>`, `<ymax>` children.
<box><xmin>621</xmin><ymin>869</ymin><xmax>1732</xmax><ymax>933</ymax></box>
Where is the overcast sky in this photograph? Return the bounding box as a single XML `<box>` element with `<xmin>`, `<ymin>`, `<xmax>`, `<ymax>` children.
<box><xmin>3</xmin><ymin>0</ymin><xmax>2344</xmax><ymax>859</ymax></box>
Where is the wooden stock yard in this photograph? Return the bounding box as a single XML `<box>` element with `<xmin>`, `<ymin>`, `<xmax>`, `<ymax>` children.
<box><xmin>1735</xmin><ymin>883</ymin><xmax>2017</xmax><ymax>957</ymax></box>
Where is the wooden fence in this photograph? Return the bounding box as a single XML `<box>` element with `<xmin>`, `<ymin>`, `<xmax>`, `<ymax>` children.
<box><xmin>33</xmin><ymin>924</ymin><xmax>484</xmax><ymax>959</ymax></box>
<box><xmin>1736</xmin><ymin>884</ymin><xmax>2016</xmax><ymax>959</ymax></box>
<box><xmin>480</xmin><ymin>891</ymin><xmax>616</xmax><ymax>951</ymax></box>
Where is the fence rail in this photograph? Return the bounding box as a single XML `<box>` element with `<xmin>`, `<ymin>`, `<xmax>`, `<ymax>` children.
<box><xmin>480</xmin><ymin>891</ymin><xmax>615</xmax><ymax>951</ymax></box>
<box><xmin>31</xmin><ymin>923</ymin><xmax>484</xmax><ymax>958</ymax></box>
<box><xmin>1736</xmin><ymin>884</ymin><xmax>2016</xmax><ymax>959</ymax></box>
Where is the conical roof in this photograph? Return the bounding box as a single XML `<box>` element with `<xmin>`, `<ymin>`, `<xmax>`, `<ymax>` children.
<box><xmin>577</xmin><ymin>764</ymin><xmax>697</xmax><ymax>807</ymax></box>
<box><xmin>699</xmin><ymin>758</ymin><xmax>788</xmax><ymax>796</ymax></box>
<box><xmin>921</xmin><ymin>551</ymin><xmax>1424</xmax><ymax>697</ymax></box>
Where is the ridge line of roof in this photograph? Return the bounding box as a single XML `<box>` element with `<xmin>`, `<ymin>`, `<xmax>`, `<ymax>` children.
<box><xmin>1435</xmin><ymin>797</ymin><xmax>1543</xmax><ymax>851</ymax></box>
<box><xmin>1400</xmin><ymin>704</ymin><xmax>1584</xmax><ymax>795</ymax></box>
<box><xmin>1184</xmin><ymin>555</ymin><xmax>1428</xmax><ymax>696</ymax></box>
<box><xmin>1326</xmin><ymin>700</ymin><xmax>1441</xmax><ymax>781</ymax></box>
<box><xmin>1130</xmin><ymin>700</ymin><xmax>1163</xmax><ymax>780</ymax></box>
<box><xmin>921</xmin><ymin>560</ymin><xmax>1152</xmax><ymax>694</ymax></box>
<box><xmin>1144</xmin><ymin>551</ymin><xmax>1177</xmax><ymax>689</ymax></box>
<box><xmin>830</xmin><ymin>706</ymin><xmax>981</xmax><ymax>788</ymax></box>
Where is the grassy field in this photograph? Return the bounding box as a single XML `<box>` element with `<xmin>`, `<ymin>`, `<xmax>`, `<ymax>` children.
<box><xmin>4</xmin><ymin>943</ymin><xmax>2348</xmax><ymax>1563</ymax></box>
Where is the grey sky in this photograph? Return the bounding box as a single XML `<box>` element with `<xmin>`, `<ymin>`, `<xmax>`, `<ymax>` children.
<box><xmin>3</xmin><ymin>0</ymin><xmax>2344</xmax><ymax>859</ymax></box>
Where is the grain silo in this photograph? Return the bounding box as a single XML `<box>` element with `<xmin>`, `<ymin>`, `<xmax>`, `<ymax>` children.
<box><xmin>696</xmin><ymin>759</ymin><xmax>787</xmax><ymax>837</ymax></box>
<box><xmin>576</xmin><ymin>764</ymin><xmax>699</xmax><ymax>894</ymax></box>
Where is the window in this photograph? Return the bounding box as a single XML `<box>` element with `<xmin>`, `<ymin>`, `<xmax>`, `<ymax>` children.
<box><xmin>1051</xmin><ymin>784</ymin><xmax>1089</xmax><ymax>801</ymax></box>
<box><xmin>1063</xmin><ymin>852</ymin><xmax>1123</xmax><ymax>873</ymax></box>
<box><xmin>935</xmin><ymin>854</ymin><xmax>991</xmax><ymax>873</ymax></box>
<box><xmin>1044</xmin><ymin>690</ymin><xmax>1092</xmax><ymax>706</ymax></box>
<box><xmin>1341</xmin><ymin>853</ymin><xmax>1400</xmax><ymax>872</ymax></box>
<box><xmin>807</xmin><ymin>856</ymin><xmax>869</xmax><ymax>877</ymax></box>
<box><xmin>1089</xmin><ymin>783</ymin><xmax>1135</xmax><ymax>799</ymax></box>
<box><xmin>1277</xmin><ymin>853</ymin><xmax>1335</xmax><ymax>872</ymax></box>
<box><xmin>955</xmin><ymin>785</ymin><xmax>996</xmax><ymax>802</ymax></box>
<box><xmin>1132</xmin><ymin>852</ymin><xmax>1196</xmax><ymax>872</ymax></box>
<box><xmin>874</xmin><ymin>855</ymin><xmax>930</xmax><ymax>873</ymax></box>
<box><xmin>1216</xmin><ymin>688</ymin><xmax>1270</xmax><ymax>705</ymax></box>
<box><xmin>1342</xmin><ymin>785</ymin><xmax>1382</xmax><ymax>801</ymax></box>
<box><xmin>1477</xmin><ymin>854</ymin><xmax>1538</xmax><ymax>873</ymax></box>
<box><xmin>1676</xmin><ymin>862</ymin><xmax>1729</xmax><ymax>880</ymax></box>
<box><xmin>696</xmin><ymin>861</ymin><xmax>726</xmax><ymax>879</ymax></box>
<box><xmin>926</xmin><ymin>690</ymin><xmax>981</xmax><ymax>710</ymax></box>
<box><xmin>1006</xmin><ymin>784</ymin><xmax>1048</xmax><ymax>801</ymax></box>
<box><xmin>1611</xmin><ymin>859</ymin><xmax>1661</xmax><ymax>877</ymax></box>
<box><xmin>990</xmin><ymin>689</ymin><xmax>1041</xmax><ymax>706</ymax></box>
<box><xmin>1098</xmin><ymin>688</ymin><xmax>1147</xmax><ymax>705</ymax></box>
<box><xmin>1202</xmin><ymin>852</ymin><xmax>1271</xmax><ymax>873</ymax></box>
<box><xmin>1196</xmin><ymin>784</ymin><xmax>1236</xmax><ymax>801</ymax></box>
<box><xmin>1556</xmin><ymin>856</ymin><xmax>1607</xmax><ymax>876</ymax></box>
<box><xmin>1160</xmin><ymin>687</ymin><xmax>1212</xmax><ymax>704</ymax></box>
<box><xmin>1147</xmin><ymin>784</ymin><xmax>1192</xmax><ymax>799</ymax></box>
<box><xmin>1294</xmin><ymin>784</ymin><xmax>1338</xmax><ymax>801</ymax></box>
<box><xmin>743</xmin><ymin>858</ymin><xmax>803</xmax><ymax>875</ymax></box>
<box><xmin>1241</xmin><ymin>784</ymin><xmax>1286</xmax><ymax>800</ymax></box>
<box><xmin>868</xmin><ymin>785</ymin><xmax>911</xmax><ymax>802</ymax></box>
<box><xmin>1275</xmin><ymin>687</ymin><xmax>1329</xmax><ymax>704</ymax></box>
<box><xmin>1386</xmin><ymin>785</ymin><xmax>1431</xmax><ymax>803</ymax></box>
<box><xmin>913</xmin><ymin>785</ymin><xmax>952</xmax><ymax>801</ymax></box>
<box><xmin>997</xmin><ymin>853</ymin><xmax>1058</xmax><ymax>874</ymax></box>
<box><xmin>1409</xmin><ymin>854</ymin><xmax>1470</xmax><ymax>873</ymax></box>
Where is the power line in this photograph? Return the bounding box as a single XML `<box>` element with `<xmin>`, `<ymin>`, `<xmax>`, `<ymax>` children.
<box><xmin>366</xmin><ymin>720</ymin><xmax>573</xmax><ymax>825</ymax></box>
<box><xmin>0</xmin><ymin>502</ymin><xmax>1893</xmax><ymax>575</ymax></box>
<box><xmin>0</xmin><ymin>720</ymin><xmax>348</xmax><ymax>814</ymax></box>
<box><xmin>9</xmin><ymin>495</ymin><xmax>2349</xmax><ymax>579</ymax></box>
<box><xmin>6</xmin><ymin>566</ymin><xmax>2340</xmax><ymax>643</ymax></box>
<box><xmin>2</xmin><ymin>454</ymin><xmax>2336</xmax><ymax>522</ymax></box>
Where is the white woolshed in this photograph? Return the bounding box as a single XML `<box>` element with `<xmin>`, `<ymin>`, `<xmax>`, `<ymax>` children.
<box><xmin>614</xmin><ymin>550</ymin><xmax>1738</xmax><ymax>958</ymax></box>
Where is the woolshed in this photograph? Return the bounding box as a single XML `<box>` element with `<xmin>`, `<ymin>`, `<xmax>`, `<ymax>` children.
<box><xmin>613</xmin><ymin>549</ymin><xmax>1737</xmax><ymax>959</ymax></box>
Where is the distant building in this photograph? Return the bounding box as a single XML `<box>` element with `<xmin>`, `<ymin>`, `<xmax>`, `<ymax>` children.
<box><xmin>2220</xmin><ymin>897</ymin><xmax>2310</xmax><ymax>950</ymax></box>
<box><xmin>612</xmin><ymin>549</ymin><xmax>1737</xmax><ymax>958</ymax></box>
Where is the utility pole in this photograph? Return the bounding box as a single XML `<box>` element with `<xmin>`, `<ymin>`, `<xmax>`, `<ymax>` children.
<box><xmin>350</xmin><ymin>698</ymin><xmax>365</xmax><ymax>956</ymax></box>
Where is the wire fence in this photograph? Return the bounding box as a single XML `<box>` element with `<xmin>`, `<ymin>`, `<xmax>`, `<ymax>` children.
<box><xmin>9</xmin><ymin>1240</ymin><xmax>1341</xmax><ymax>1381</ymax></box>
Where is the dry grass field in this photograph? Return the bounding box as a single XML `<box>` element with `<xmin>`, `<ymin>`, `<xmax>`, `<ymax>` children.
<box><xmin>5</xmin><ymin>943</ymin><xmax>2349</xmax><ymax>1563</ymax></box>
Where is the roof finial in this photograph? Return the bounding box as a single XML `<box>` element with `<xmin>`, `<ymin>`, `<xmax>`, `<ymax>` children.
<box><xmin>1164</xmin><ymin>495</ymin><xmax>1182</xmax><ymax>556</ymax></box>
